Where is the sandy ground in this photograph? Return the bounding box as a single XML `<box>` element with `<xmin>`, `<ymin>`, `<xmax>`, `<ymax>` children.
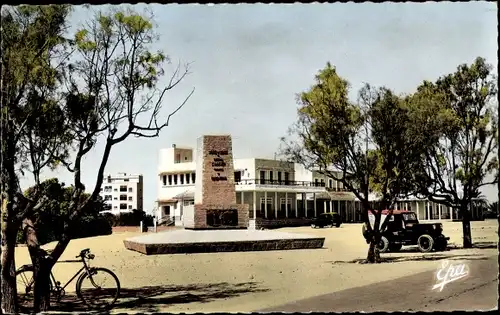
<box><xmin>14</xmin><ymin>220</ymin><xmax>498</xmax><ymax>313</ymax></box>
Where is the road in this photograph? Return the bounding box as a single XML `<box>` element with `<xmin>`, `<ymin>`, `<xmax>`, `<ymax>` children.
<box><xmin>260</xmin><ymin>256</ymin><xmax>498</xmax><ymax>312</ymax></box>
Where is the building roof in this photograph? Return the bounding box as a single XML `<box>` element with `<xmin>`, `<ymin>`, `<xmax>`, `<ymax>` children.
<box><xmin>173</xmin><ymin>189</ymin><xmax>195</xmax><ymax>200</ymax></box>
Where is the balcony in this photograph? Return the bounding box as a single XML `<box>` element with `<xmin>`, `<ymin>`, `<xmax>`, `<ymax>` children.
<box><xmin>235</xmin><ymin>179</ymin><xmax>327</xmax><ymax>193</ymax></box>
<box><xmin>326</xmin><ymin>187</ymin><xmax>351</xmax><ymax>192</ymax></box>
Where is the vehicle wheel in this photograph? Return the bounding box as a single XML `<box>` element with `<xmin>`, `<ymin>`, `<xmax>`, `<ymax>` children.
<box><xmin>376</xmin><ymin>236</ymin><xmax>390</xmax><ymax>253</ymax></box>
<box><xmin>389</xmin><ymin>243</ymin><xmax>402</xmax><ymax>252</ymax></box>
<box><xmin>76</xmin><ymin>267</ymin><xmax>120</xmax><ymax>310</ymax></box>
<box><xmin>417</xmin><ymin>234</ymin><xmax>435</xmax><ymax>253</ymax></box>
<box><xmin>335</xmin><ymin>222</ymin><xmax>341</xmax><ymax>228</ymax></box>
<box><xmin>361</xmin><ymin>224</ymin><xmax>370</xmax><ymax>241</ymax></box>
<box><xmin>311</xmin><ymin>224</ymin><xmax>316</xmax><ymax>228</ymax></box>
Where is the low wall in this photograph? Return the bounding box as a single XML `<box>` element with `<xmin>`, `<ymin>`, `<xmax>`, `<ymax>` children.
<box><xmin>256</xmin><ymin>218</ymin><xmax>313</xmax><ymax>229</ymax></box>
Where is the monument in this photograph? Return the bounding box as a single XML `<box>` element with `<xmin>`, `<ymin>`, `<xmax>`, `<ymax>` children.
<box><xmin>123</xmin><ymin>134</ymin><xmax>325</xmax><ymax>255</ymax></box>
<box><xmin>183</xmin><ymin>135</ymin><xmax>249</xmax><ymax>229</ymax></box>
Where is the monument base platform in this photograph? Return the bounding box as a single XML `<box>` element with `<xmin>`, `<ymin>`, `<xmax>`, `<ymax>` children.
<box><xmin>123</xmin><ymin>229</ymin><xmax>325</xmax><ymax>255</ymax></box>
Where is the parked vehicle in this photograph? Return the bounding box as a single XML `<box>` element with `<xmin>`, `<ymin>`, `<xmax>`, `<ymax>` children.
<box><xmin>362</xmin><ymin>210</ymin><xmax>449</xmax><ymax>253</ymax></box>
<box><xmin>311</xmin><ymin>212</ymin><xmax>342</xmax><ymax>228</ymax></box>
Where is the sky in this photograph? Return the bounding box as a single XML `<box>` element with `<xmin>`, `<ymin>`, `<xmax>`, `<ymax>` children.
<box><xmin>20</xmin><ymin>2</ymin><xmax>498</xmax><ymax>211</ymax></box>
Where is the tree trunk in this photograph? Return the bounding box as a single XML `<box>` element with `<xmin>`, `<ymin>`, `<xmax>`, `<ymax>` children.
<box><xmin>23</xmin><ymin>218</ymin><xmax>51</xmax><ymax>312</ymax></box>
<box><xmin>461</xmin><ymin>206</ymin><xmax>473</xmax><ymax>248</ymax></box>
<box><xmin>366</xmin><ymin>234</ymin><xmax>382</xmax><ymax>263</ymax></box>
<box><xmin>1</xmin><ymin>220</ymin><xmax>19</xmax><ymax>314</ymax></box>
<box><xmin>32</xmin><ymin>259</ymin><xmax>51</xmax><ymax>312</ymax></box>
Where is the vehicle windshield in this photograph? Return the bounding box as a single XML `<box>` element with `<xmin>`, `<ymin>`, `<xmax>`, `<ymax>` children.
<box><xmin>402</xmin><ymin>212</ymin><xmax>418</xmax><ymax>222</ymax></box>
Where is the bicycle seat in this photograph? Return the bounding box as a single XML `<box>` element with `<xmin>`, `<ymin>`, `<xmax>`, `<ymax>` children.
<box><xmin>76</xmin><ymin>248</ymin><xmax>90</xmax><ymax>258</ymax></box>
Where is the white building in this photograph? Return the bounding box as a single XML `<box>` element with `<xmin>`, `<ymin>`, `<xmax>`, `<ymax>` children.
<box><xmin>157</xmin><ymin>143</ymin><xmax>484</xmax><ymax>227</ymax></box>
<box><xmin>99</xmin><ymin>173</ymin><xmax>144</xmax><ymax>214</ymax></box>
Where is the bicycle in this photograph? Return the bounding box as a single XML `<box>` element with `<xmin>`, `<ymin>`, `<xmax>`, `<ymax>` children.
<box><xmin>16</xmin><ymin>248</ymin><xmax>120</xmax><ymax>310</ymax></box>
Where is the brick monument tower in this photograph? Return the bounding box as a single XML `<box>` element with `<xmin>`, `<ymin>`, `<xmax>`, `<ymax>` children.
<box><xmin>183</xmin><ymin>135</ymin><xmax>249</xmax><ymax>229</ymax></box>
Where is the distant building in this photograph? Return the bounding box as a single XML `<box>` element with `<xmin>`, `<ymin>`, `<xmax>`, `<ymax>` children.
<box><xmin>99</xmin><ymin>173</ymin><xmax>144</xmax><ymax>214</ymax></box>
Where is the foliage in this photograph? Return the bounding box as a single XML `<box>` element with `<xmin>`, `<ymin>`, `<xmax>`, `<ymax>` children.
<box><xmin>2</xmin><ymin>5</ymin><xmax>193</xmax><ymax>312</ymax></box>
<box><xmin>18</xmin><ymin>179</ymin><xmax>112</xmax><ymax>245</ymax></box>
<box><xmin>280</xmin><ymin>63</ymin><xmax>429</xmax><ymax>262</ymax></box>
<box><xmin>102</xmin><ymin>209</ymin><xmax>154</xmax><ymax>227</ymax></box>
<box><xmin>408</xmin><ymin>57</ymin><xmax>498</xmax><ymax>247</ymax></box>
<box><xmin>1</xmin><ymin>5</ymin><xmax>73</xmax><ymax>313</ymax></box>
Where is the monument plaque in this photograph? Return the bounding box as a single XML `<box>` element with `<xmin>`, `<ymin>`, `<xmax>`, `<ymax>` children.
<box><xmin>184</xmin><ymin>135</ymin><xmax>249</xmax><ymax>229</ymax></box>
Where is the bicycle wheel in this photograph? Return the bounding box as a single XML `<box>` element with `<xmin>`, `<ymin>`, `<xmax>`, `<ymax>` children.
<box><xmin>16</xmin><ymin>267</ymin><xmax>54</xmax><ymax>311</ymax></box>
<box><xmin>76</xmin><ymin>267</ymin><xmax>120</xmax><ymax>309</ymax></box>
<box><xmin>16</xmin><ymin>267</ymin><xmax>35</xmax><ymax>310</ymax></box>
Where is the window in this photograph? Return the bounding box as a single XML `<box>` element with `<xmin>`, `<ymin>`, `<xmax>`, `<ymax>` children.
<box><xmin>183</xmin><ymin>200</ymin><xmax>194</xmax><ymax>206</ymax></box>
<box><xmin>119</xmin><ymin>203</ymin><xmax>127</xmax><ymax>210</ymax></box>
<box><xmin>192</xmin><ymin>173</ymin><xmax>196</xmax><ymax>184</ymax></box>
<box><xmin>284</xmin><ymin>172</ymin><xmax>290</xmax><ymax>185</ymax></box>
<box><xmin>128</xmin><ymin>196</ymin><xmax>133</xmax><ymax>201</ymax></box>
<box><xmin>162</xmin><ymin>175</ymin><xmax>167</xmax><ymax>185</ymax></box>
<box><xmin>186</xmin><ymin>174</ymin><xmax>190</xmax><ymax>184</ymax></box>
<box><xmin>173</xmin><ymin>174</ymin><xmax>178</xmax><ymax>185</ymax></box>
<box><xmin>120</xmin><ymin>195</ymin><xmax>127</xmax><ymax>201</ymax></box>
<box><xmin>128</xmin><ymin>205</ymin><xmax>133</xmax><ymax>209</ymax></box>
<box><xmin>119</xmin><ymin>185</ymin><xmax>127</xmax><ymax>192</ymax></box>
<box><xmin>113</xmin><ymin>188</ymin><xmax>117</xmax><ymax>192</ymax></box>
<box><xmin>175</xmin><ymin>153</ymin><xmax>181</xmax><ymax>163</ymax></box>
<box><xmin>269</xmin><ymin>171</ymin><xmax>274</xmax><ymax>183</ymax></box>
<box><xmin>320</xmin><ymin>179</ymin><xmax>325</xmax><ymax>187</ymax></box>
<box><xmin>314</xmin><ymin>178</ymin><xmax>319</xmax><ymax>186</ymax></box>
<box><xmin>168</xmin><ymin>175</ymin><xmax>172</xmax><ymax>185</ymax></box>
<box><xmin>277</xmin><ymin>171</ymin><xmax>282</xmax><ymax>183</ymax></box>
<box><xmin>128</xmin><ymin>187</ymin><xmax>133</xmax><ymax>192</ymax></box>
<box><xmin>104</xmin><ymin>195</ymin><xmax>112</xmax><ymax>201</ymax></box>
<box><xmin>104</xmin><ymin>186</ymin><xmax>112</xmax><ymax>192</ymax></box>
<box><xmin>113</xmin><ymin>197</ymin><xmax>117</xmax><ymax>200</ymax></box>
<box><xmin>180</xmin><ymin>174</ymin><xmax>184</xmax><ymax>185</ymax></box>
<box><xmin>329</xmin><ymin>179</ymin><xmax>333</xmax><ymax>188</ymax></box>
<box><xmin>260</xmin><ymin>170</ymin><xmax>266</xmax><ymax>184</ymax></box>
<box><xmin>114</xmin><ymin>205</ymin><xmax>117</xmax><ymax>208</ymax></box>
<box><xmin>124</xmin><ymin>178</ymin><xmax>129</xmax><ymax>182</ymax></box>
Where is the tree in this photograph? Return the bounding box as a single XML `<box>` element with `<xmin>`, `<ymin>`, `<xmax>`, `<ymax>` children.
<box><xmin>487</xmin><ymin>201</ymin><xmax>498</xmax><ymax>216</ymax></box>
<box><xmin>280</xmin><ymin>63</ymin><xmax>425</xmax><ymax>263</ymax></box>
<box><xmin>20</xmin><ymin>178</ymin><xmax>111</xmax><ymax>246</ymax></box>
<box><xmin>1</xmin><ymin>5</ymin><xmax>72</xmax><ymax>313</ymax></box>
<box><xmin>19</xmin><ymin>8</ymin><xmax>194</xmax><ymax>311</ymax></box>
<box><xmin>410</xmin><ymin>57</ymin><xmax>498</xmax><ymax>248</ymax></box>
<box><xmin>1</xmin><ymin>6</ymin><xmax>194</xmax><ymax>312</ymax></box>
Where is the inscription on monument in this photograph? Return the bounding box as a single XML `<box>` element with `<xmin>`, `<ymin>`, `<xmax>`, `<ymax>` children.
<box><xmin>209</xmin><ymin>150</ymin><xmax>229</xmax><ymax>181</ymax></box>
<box><xmin>206</xmin><ymin>209</ymin><xmax>239</xmax><ymax>227</ymax></box>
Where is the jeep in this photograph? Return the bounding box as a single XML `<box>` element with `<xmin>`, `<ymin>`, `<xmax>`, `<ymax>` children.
<box><xmin>362</xmin><ymin>210</ymin><xmax>450</xmax><ymax>253</ymax></box>
<box><xmin>311</xmin><ymin>212</ymin><xmax>342</xmax><ymax>228</ymax></box>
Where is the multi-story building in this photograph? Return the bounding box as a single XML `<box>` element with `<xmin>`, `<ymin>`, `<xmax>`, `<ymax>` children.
<box><xmin>99</xmin><ymin>173</ymin><xmax>144</xmax><ymax>214</ymax></box>
<box><xmin>157</xmin><ymin>143</ymin><xmax>484</xmax><ymax>227</ymax></box>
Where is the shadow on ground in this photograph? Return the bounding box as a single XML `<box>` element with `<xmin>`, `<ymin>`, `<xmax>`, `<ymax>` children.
<box><xmin>20</xmin><ymin>281</ymin><xmax>269</xmax><ymax>313</ymax></box>
<box><xmin>329</xmin><ymin>243</ymin><xmax>497</xmax><ymax>264</ymax></box>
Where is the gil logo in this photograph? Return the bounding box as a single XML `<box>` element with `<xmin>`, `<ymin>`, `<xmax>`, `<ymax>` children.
<box><xmin>432</xmin><ymin>260</ymin><xmax>469</xmax><ymax>292</ymax></box>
